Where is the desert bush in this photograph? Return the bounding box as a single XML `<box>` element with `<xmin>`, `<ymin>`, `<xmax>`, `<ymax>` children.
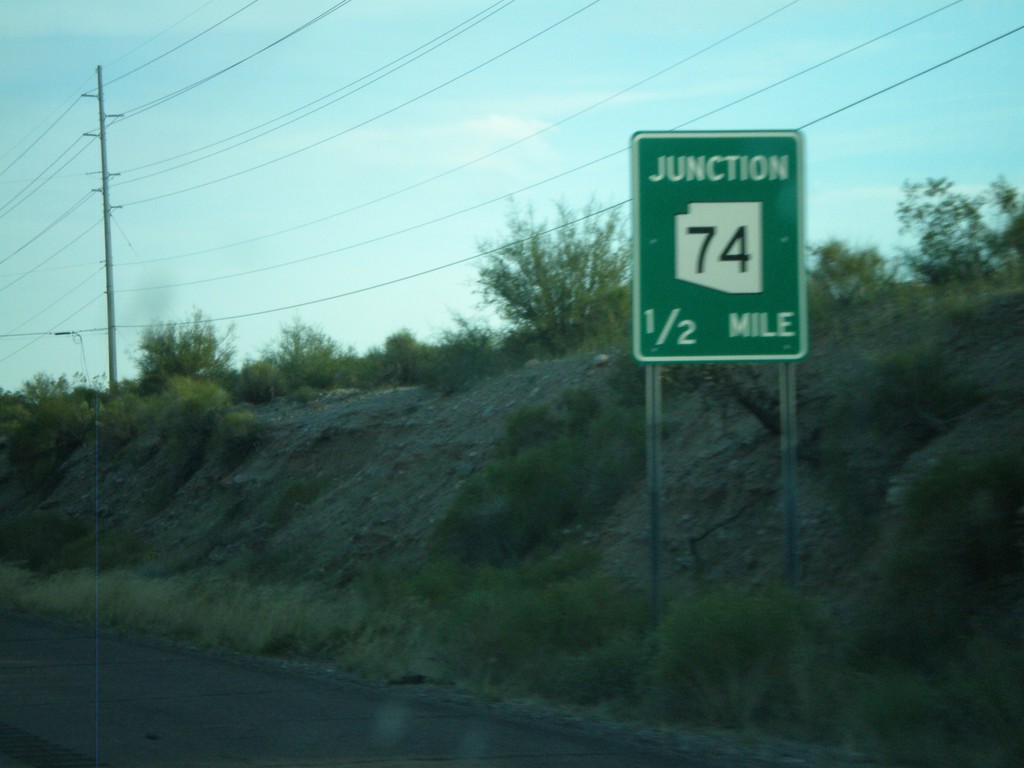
<box><xmin>808</xmin><ymin>239</ymin><xmax>896</xmax><ymax>307</ymax></box>
<box><xmin>142</xmin><ymin>377</ymin><xmax>230</xmax><ymax>509</ymax></box>
<box><xmin>263</xmin><ymin>319</ymin><xmax>355</xmax><ymax>392</ymax></box>
<box><xmin>476</xmin><ymin>200</ymin><xmax>630</xmax><ymax>354</ymax></box>
<box><xmin>418</xmin><ymin>318</ymin><xmax>510</xmax><ymax>394</ymax></box>
<box><xmin>135</xmin><ymin>309</ymin><xmax>235</xmax><ymax>394</ymax></box>
<box><xmin>657</xmin><ymin>586</ymin><xmax>832</xmax><ymax>729</ymax></box>
<box><xmin>946</xmin><ymin>638</ymin><xmax>1024</xmax><ymax>766</ymax></box>
<box><xmin>269</xmin><ymin>478</ymin><xmax>328</xmax><ymax>529</ymax></box>
<box><xmin>898</xmin><ymin>177</ymin><xmax>1023</xmax><ymax>286</ymax></box>
<box><xmin>97</xmin><ymin>391</ymin><xmax>148</xmax><ymax>451</ymax></box>
<box><xmin>434</xmin><ymin>397</ymin><xmax>642</xmax><ymax>565</ymax></box>
<box><xmin>436</xmin><ymin>561</ymin><xmax>647</xmax><ymax>699</ymax></box>
<box><xmin>820</xmin><ymin>342</ymin><xmax>984</xmax><ymax>529</ymax></box>
<box><xmin>152</xmin><ymin>376</ymin><xmax>229</xmax><ymax>439</ymax></box>
<box><xmin>851</xmin><ymin>671</ymin><xmax>956</xmax><ymax>767</ymax></box>
<box><xmin>374</xmin><ymin>329</ymin><xmax>432</xmax><ymax>386</ymax></box>
<box><xmin>2</xmin><ymin>374</ymin><xmax>92</xmax><ymax>491</ymax></box>
<box><xmin>854</xmin><ymin>451</ymin><xmax>1024</xmax><ymax>667</ymax></box>
<box><xmin>0</xmin><ymin>512</ymin><xmax>90</xmax><ymax>572</ymax></box>
<box><xmin>235</xmin><ymin>360</ymin><xmax>286</xmax><ymax>404</ymax></box>
<box><xmin>211</xmin><ymin>408</ymin><xmax>265</xmax><ymax>469</ymax></box>
<box><xmin>867</xmin><ymin>345</ymin><xmax>982</xmax><ymax>448</ymax></box>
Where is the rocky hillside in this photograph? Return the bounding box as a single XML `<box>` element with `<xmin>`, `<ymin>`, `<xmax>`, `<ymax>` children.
<box><xmin>2</xmin><ymin>289</ymin><xmax>1022</xmax><ymax>605</ymax></box>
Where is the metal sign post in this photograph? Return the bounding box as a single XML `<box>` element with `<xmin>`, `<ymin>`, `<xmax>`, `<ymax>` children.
<box><xmin>780</xmin><ymin>362</ymin><xmax>800</xmax><ymax>588</ymax></box>
<box><xmin>645</xmin><ymin>365</ymin><xmax>663</xmax><ymax>625</ymax></box>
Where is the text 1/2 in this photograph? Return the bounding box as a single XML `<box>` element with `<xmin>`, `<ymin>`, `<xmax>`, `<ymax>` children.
<box><xmin>644</xmin><ymin>308</ymin><xmax>697</xmax><ymax>346</ymax></box>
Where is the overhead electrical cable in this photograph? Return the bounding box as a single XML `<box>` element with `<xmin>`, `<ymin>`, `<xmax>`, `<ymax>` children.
<box><xmin>0</xmin><ymin>192</ymin><xmax>95</xmax><ymax>269</ymax></box>
<box><xmin>799</xmin><ymin>22</ymin><xmax>1024</xmax><ymax>128</ymax></box>
<box><xmin>4</xmin><ymin>9</ymin><xmax>1017</xmax><ymax>346</ymax></box>
<box><xmin>114</xmin><ymin>202</ymin><xmax>627</xmax><ymax>327</ymax></box>
<box><xmin>665</xmin><ymin>0</ymin><xmax>969</xmax><ymax>130</ymax></box>
<box><xmin>115</xmin><ymin>0</ymin><xmax>517</xmax><ymax>178</ymax></box>
<box><xmin>118</xmin><ymin>0</ymin><xmax>967</xmax><ymax>288</ymax></box>
<box><xmin>113</xmin><ymin>18</ymin><xmax>1024</xmax><ymax>330</ymax></box>
<box><xmin>0</xmin><ymin>136</ymin><xmax>96</xmax><ymax>220</ymax></box>
<box><xmin>0</xmin><ymin>98</ymin><xmax>86</xmax><ymax>179</ymax></box>
<box><xmin>116</xmin><ymin>0</ymin><xmax>355</xmax><ymax>121</ymax></box>
<box><xmin>119</xmin><ymin>0</ymin><xmax>603</xmax><ymax>206</ymax></box>
<box><xmin>3</xmin><ymin>266</ymin><xmax>106</xmax><ymax>335</ymax></box>
<box><xmin>0</xmin><ymin>295</ymin><xmax>105</xmax><ymax>367</ymax></box>
<box><xmin>104</xmin><ymin>0</ymin><xmax>261</xmax><ymax>86</ymax></box>
<box><xmin>0</xmin><ymin>218</ymin><xmax>102</xmax><ymax>295</ymax></box>
<box><xmin>115</xmin><ymin>0</ymin><xmax>793</xmax><ymax>233</ymax></box>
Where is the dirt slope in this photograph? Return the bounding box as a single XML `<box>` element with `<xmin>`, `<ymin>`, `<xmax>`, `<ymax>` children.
<box><xmin>2</xmin><ymin>291</ymin><xmax>1022</xmax><ymax>602</ymax></box>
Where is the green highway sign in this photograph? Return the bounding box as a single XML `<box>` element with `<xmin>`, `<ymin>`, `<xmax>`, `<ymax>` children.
<box><xmin>631</xmin><ymin>131</ymin><xmax>806</xmax><ymax>363</ymax></box>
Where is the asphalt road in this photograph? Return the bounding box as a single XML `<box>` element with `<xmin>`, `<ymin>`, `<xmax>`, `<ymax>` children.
<box><xmin>0</xmin><ymin>610</ymin><xmax>693</xmax><ymax>768</ymax></box>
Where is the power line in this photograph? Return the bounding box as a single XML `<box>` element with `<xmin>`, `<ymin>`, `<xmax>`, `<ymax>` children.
<box><xmin>119</xmin><ymin>0</ymin><xmax>603</xmax><ymax>207</ymax></box>
<box><xmin>114</xmin><ymin>0</ymin><xmax>799</xmax><ymax>262</ymax></box>
<box><xmin>116</xmin><ymin>202</ymin><xmax>629</xmax><ymax>328</ymax></box>
<box><xmin>0</xmin><ymin>98</ymin><xmax>87</xmax><ymax>180</ymax></box>
<box><xmin>0</xmin><ymin>136</ymin><xmax>96</xmax><ymax>220</ymax></box>
<box><xmin>0</xmin><ymin>218</ymin><xmax>102</xmax><ymax>295</ymax></box>
<box><xmin>800</xmin><ymin>22</ymin><xmax>1024</xmax><ymax>129</ymax></box>
<box><xmin>0</xmin><ymin>294</ymin><xmax>105</xmax><ymax>369</ymax></box>
<box><xmin>3</xmin><ymin>266</ymin><xmax>106</xmax><ymax>335</ymax></box>
<box><xmin>114</xmin><ymin>0</ymin><xmax>965</xmax><ymax>291</ymax></box>
<box><xmin>114</xmin><ymin>0</ymin><xmax>517</xmax><ymax>179</ymax></box>
<box><xmin>3</xmin><ymin>10</ymin><xmax>1019</xmax><ymax>346</ymax></box>
<box><xmin>666</xmin><ymin>0</ymin><xmax>969</xmax><ymax>131</ymax></box>
<box><xmin>103</xmin><ymin>0</ymin><xmax>261</xmax><ymax>87</ymax></box>
<box><xmin>0</xmin><ymin>192</ymin><xmax>96</xmax><ymax>269</ymax></box>
<box><xmin>117</xmin><ymin>17</ymin><xmax>1024</xmax><ymax>330</ymax></box>
<box><xmin>116</xmin><ymin>0</ymin><xmax>355</xmax><ymax>120</ymax></box>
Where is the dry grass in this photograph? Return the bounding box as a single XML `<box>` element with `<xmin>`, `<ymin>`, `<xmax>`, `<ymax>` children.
<box><xmin>0</xmin><ymin>564</ymin><xmax>427</xmax><ymax>679</ymax></box>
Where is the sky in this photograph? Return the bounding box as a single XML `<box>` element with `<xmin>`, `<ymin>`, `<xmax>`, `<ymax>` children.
<box><xmin>1</xmin><ymin>0</ymin><xmax>1022</xmax><ymax>392</ymax></box>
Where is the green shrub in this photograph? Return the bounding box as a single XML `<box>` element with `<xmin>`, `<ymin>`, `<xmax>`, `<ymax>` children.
<box><xmin>854</xmin><ymin>451</ymin><xmax>1024</xmax><ymax>666</ymax></box>
<box><xmin>235</xmin><ymin>360</ymin><xmax>286</xmax><ymax>404</ymax></box>
<box><xmin>657</xmin><ymin>586</ymin><xmax>831</xmax><ymax>729</ymax></box>
<box><xmin>0</xmin><ymin>512</ymin><xmax>90</xmax><ymax>572</ymax></box>
<box><xmin>947</xmin><ymin>638</ymin><xmax>1024</xmax><ymax>766</ymax></box>
<box><xmin>821</xmin><ymin>343</ymin><xmax>986</xmax><ymax>530</ymax></box>
<box><xmin>434</xmin><ymin>395</ymin><xmax>642</xmax><ymax>566</ymax></box>
<box><xmin>264</xmin><ymin>320</ymin><xmax>354</xmax><ymax>392</ymax></box>
<box><xmin>269</xmin><ymin>478</ymin><xmax>328</xmax><ymax>529</ymax></box>
<box><xmin>441</xmin><ymin>565</ymin><xmax>647</xmax><ymax>698</ymax></box>
<box><xmin>153</xmin><ymin>377</ymin><xmax>229</xmax><ymax>437</ymax></box>
<box><xmin>53</xmin><ymin>528</ymin><xmax>154</xmax><ymax>572</ymax></box>
<box><xmin>808</xmin><ymin>239</ymin><xmax>895</xmax><ymax>308</ymax></box>
<box><xmin>419</xmin><ymin>319</ymin><xmax>510</xmax><ymax>394</ymax></box>
<box><xmin>502</xmin><ymin>404</ymin><xmax>563</xmax><ymax>455</ymax></box>
<box><xmin>2</xmin><ymin>374</ymin><xmax>92</xmax><ymax>491</ymax></box>
<box><xmin>0</xmin><ymin>514</ymin><xmax>148</xmax><ymax>573</ymax></box>
<box><xmin>98</xmin><ymin>391</ymin><xmax>148</xmax><ymax>451</ymax></box>
<box><xmin>211</xmin><ymin>408</ymin><xmax>265</xmax><ymax>469</ymax></box>
<box><xmin>136</xmin><ymin>309</ymin><xmax>235</xmax><ymax>394</ymax></box>
<box><xmin>852</xmin><ymin>671</ymin><xmax>956</xmax><ymax>767</ymax></box>
<box><xmin>867</xmin><ymin>345</ymin><xmax>982</xmax><ymax>448</ymax></box>
<box><xmin>376</xmin><ymin>329</ymin><xmax>432</xmax><ymax>386</ymax></box>
<box><xmin>143</xmin><ymin>377</ymin><xmax>231</xmax><ymax>509</ymax></box>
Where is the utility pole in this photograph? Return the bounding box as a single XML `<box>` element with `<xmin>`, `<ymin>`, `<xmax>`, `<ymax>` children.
<box><xmin>85</xmin><ymin>65</ymin><xmax>118</xmax><ymax>387</ymax></box>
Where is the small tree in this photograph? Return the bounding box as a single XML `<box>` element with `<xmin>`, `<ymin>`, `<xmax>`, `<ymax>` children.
<box><xmin>897</xmin><ymin>177</ymin><xmax>1023</xmax><ymax>285</ymax></box>
<box><xmin>808</xmin><ymin>239</ymin><xmax>894</xmax><ymax>306</ymax></box>
<box><xmin>263</xmin><ymin>319</ymin><xmax>350</xmax><ymax>391</ymax></box>
<box><xmin>476</xmin><ymin>200</ymin><xmax>630</xmax><ymax>354</ymax></box>
<box><xmin>135</xmin><ymin>309</ymin><xmax>234</xmax><ymax>393</ymax></box>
